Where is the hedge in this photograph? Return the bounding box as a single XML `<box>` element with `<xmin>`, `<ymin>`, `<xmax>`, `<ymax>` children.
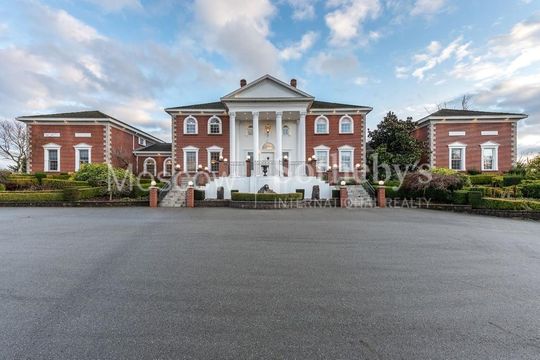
<box><xmin>63</xmin><ymin>187</ymin><xmax>105</xmax><ymax>201</ymax></box>
<box><xmin>503</xmin><ymin>175</ymin><xmax>523</xmax><ymax>187</ymax></box>
<box><xmin>0</xmin><ymin>184</ymin><xmax>5</xmax><ymax>192</ymax></box>
<box><xmin>519</xmin><ymin>182</ymin><xmax>540</xmax><ymax>199</ymax></box>
<box><xmin>295</xmin><ymin>189</ymin><xmax>305</xmax><ymax>199</ymax></box>
<box><xmin>0</xmin><ymin>191</ymin><xmax>64</xmax><ymax>202</ymax></box>
<box><xmin>385</xmin><ymin>186</ymin><xmax>400</xmax><ymax>198</ymax></box>
<box><xmin>42</xmin><ymin>178</ymin><xmax>89</xmax><ymax>189</ymax></box>
<box><xmin>231</xmin><ymin>192</ymin><xmax>303</xmax><ymax>202</ymax></box>
<box><xmin>469</xmin><ymin>174</ymin><xmax>495</xmax><ymax>185</ymax></box>
<box><xmin>194</xmin><ymin>189</ymin><xmax>205</xmax><ymax>200</ymax></box>
<box><xmin>482</xmin><ymin>198</ymin><xmax>540</xmax><ymax>211</ymax></box>
<box><xmin>332</xmin><ymin>189</ymin><xmax>340</xmax><ymax>198</ymax></box>
<box><xmin>46</xmin><ymin>174</ymin><xmax>71</xmax><ymax>180</ymax></box>
<box><xmin>452</xmin><ymin>190</ymin><xmax>469</xmax><ymax>204</ymax></box>
<box><xmin>6</xmin><ymin>176</ymin><xmax>38</xmax><ymax>186</ymax></box>
<box><xmin>468</xmin><ymin>191</ymin><xmax>483</xmax><ymax>208</ymax></box>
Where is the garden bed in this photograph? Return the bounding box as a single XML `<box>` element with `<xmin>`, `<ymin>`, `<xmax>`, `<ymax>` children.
<box><xmin>0</xmin><ymin>199</ymin><xmax>148</xmax><ymax>207</ymax></box>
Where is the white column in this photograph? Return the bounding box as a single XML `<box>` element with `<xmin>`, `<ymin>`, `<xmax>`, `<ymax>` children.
<box><xmin>298</xmin><ymin>112</ymin><xmax>306</xmax><ymax>175</ymax></box>
<box><xmin>276</xmin><ymin>111</ymin><xmax>283</xmax><ymax>161</ymax></box>
<box><xmin>252</xmin><ymin>111</ymin><xmax>260</xmax><ymax>164</ymax></box>
<box><xmin>229</xmin><ymin>112</ymin><xmax>236</xmax><ymax>163</ymax></box>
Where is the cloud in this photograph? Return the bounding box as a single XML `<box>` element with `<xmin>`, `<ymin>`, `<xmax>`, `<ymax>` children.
<box><xmin>83</xmin><ymin>0</ymin><xmax>143</xmax><ymax>12</ymax></box>
<box><xmin>279</xmin><ymin>31</ymin><xmax>318</xmax><ymax>60</ymax></box>
<box><xmin>410</xmin><ymin>0</ymin><xmax>447</xmax><ymax>16</ymax></box>
<box><xmin>306</xmin><ymin>51</ymin><xmax>362</xmax><ymax>76</ymax></box>
<box><xmin>325</xmin><ymin>0</ymin><xmax>381</xmax><ymax>46</ymax></box>
<box><xmin>286</xmin><ymin>0</ymin><xmax>316</xmax><ymax>20</ymax></box>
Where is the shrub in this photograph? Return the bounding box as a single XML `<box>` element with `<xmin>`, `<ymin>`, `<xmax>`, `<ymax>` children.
<box><xmin>74</xmin><ymin>163</ymin><xmax>135</xmax><ymax>197</ymax></box>
<box><xmin>0</xmin><ymin>184</ymin><xmax>5</xmax><ymax>192</ymax></box>
<box><xmin>5</xmin><ymin>176</ymin><xmax>38</xmax><ymax>190</ymax></box>
<box><xmin>332</xmin><ymin>189</ymin><xmax>340</xmax><ymax>198</ymax></box>
<box><xmin>0</xmin><ymin>191</ymin><xmax>64</xmax><ymax>202</ymax></box>
<box><xmin>42</xmin><ymin>178</ymin><xmax>89</xmax><ymax>189</ymax></box>
<box><xmin>34</xmin><ymin>172</ymin><xmax>47</xmax><ymax>184</ymax></box>
<box><xmin>469</xmin><ymin>174</ymin><xmax>495</xmax><ymax>185</ymax></box>
<box><xmin>525</xmin><ymin>155</ymin><xmax>540</xmax><ymax>179</ymax></box>
<box><xmin>452</xmin><ymin>190</ymin><xmax>469</xmax><ymax>204</ymax></box>
<box><xmin>0</xmin><ymin>170</ymin><xmax>10</xmax><ymax>184</ymax></box>
<box><xmin>491</xmin><ymin>176</ymin><xmax>504</xmax><ymax>187</ymax></box>
<box><xmin>471</xmin><ymin>186</ymin><xmax>488</xmax><ymax>196</ymax></box>
<box><xmin>468</xmin><ymin>191</ymin><xmax>483</xmax><ymax>209</ymax></box>
<box><xmin>466</xmin><ymin>169</ymin><xmax>481</xmax><ymax>175</ymax></box>
<box><xmin>502</xmin><ymin>175</ymin><xmax>523</xmax><ymax>187</ymax></box>
<box><xmin>63</xmin><ymin>187</ymin><xmax>105</xmax><ymax>201</ymax></box>
<box><xmin>482</xmin><ymin>198</ymin><xmax>540</xmax><ymax>211</ymax></box>
<box><xmin>431</xmin><ymin>167</ymin><xmax>458</xmax><ymax>176</ymax></box>
<box><xmin>483</xmin><ymin>186</ymin><xmax>520</xmax><ymax>199</ymax></box>
<box><xmin>46</xmin><ymin>173</ymin><xmax>71</xmax><ymax>180</ymax></box>
<box><xmin>400</xmin><ymin>171</ymin><xmax>468</xmax><ymax>202</ymax></box>
<box><xmin>231</xmin><ymin>190</ymin><xmax>239</xmax><ymax>197</ymax></box>
<box><xmin>519</xmin><ymin>181</ymin><xmax>540</xmax><ymax>199</ymax></box>
<box><xmin>385</xmin><ymin>186</ymin><xmax>399</xmax><ymax>198</ymax></box>
<box><xmin>338</xmin><ymin>177</ymin><xmax>359</xmax><ymax>185</ymax></box>
<box><xmin>231</xmin><ymin>192</ymin><xmax>303</xmax><ymax>202</ymax></box>
<box><xmin>194</xmin><ymin>189</ymin><xmax>205</xmax><ymax>200</ymax></box>
<box><xmin>295</xmin><ymin>189</ymin><xmax>305</xmax><ymax>198</ymax></box>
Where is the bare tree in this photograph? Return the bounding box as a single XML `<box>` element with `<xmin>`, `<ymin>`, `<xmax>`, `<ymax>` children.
<box><xmin>461</xmin><ymin>94</ymin><xmax>472</xmax><ymax>110</ymax></box>
<box><xmin>0</xmin><ymin>120</ymin><xmax>28</xmax><ymax>172</ymax></box>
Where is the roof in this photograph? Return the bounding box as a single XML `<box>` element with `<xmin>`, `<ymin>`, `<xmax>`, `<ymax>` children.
<box><xmin>418</xmin><ymin>108</ymin><xmax>528</xmax><ymax>124</ymax></box>
<box><xmin>165</xmin><ymin>102</ymin><xmax>226</xmax><ymax>112</ymax></box>
<box><xmin>311</xmin><ymin>100</ymin><xmax>372</xmax><ymax>110</ymax></box>
<box><xmin>135</xmin><ymin>143</ymin><xmax>172</xmax><ymax>152</ymax></box>
<box><xmin>17</xmin><ymin>110</ymin><xmax>164</xmax><ymax>143</ymax></box>
<box><xmin>221</xmin><ymin>74</ymin><xmax>314</xmax><ymax>100</ymax></box>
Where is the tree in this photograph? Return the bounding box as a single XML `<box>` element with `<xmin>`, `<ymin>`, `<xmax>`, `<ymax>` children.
<box><xmin>0</xmin><ymin>120</ymin><xmax>28</xmax><ymax>173</ymax></box>
<box><xmin>461</xmin><ymin>94</ymin><xmax>472</xmax><ymax>110</ymax></box>
<box><xmin>367</xmin><ymin>112</ymin><xmax>427</xmax><ymax>177</ymax></box>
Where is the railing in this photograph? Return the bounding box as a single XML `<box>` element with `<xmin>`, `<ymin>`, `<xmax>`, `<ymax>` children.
<box><xmin>158</xmin><ymin>179</ymin><xmax>173</xmax><ymax>201</ymax></box>
<box><xmin>360</xmin><ymin>180</ymin><xmax>376</xmax><ymax>198</ymax></box>
<box><xmin>287</xmin><ymin>161</ymin><xmax>306</xmax><ymax>177</ymax></box>
<box><xmin>229</xmin><ymin>161</ymin><xmax>246</xmax><ymax>177</ymax></box>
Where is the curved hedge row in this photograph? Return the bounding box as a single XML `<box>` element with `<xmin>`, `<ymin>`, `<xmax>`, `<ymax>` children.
<box><xmin>231</xmin><ymin>192</ymin><xmax>303</xmax><ymax>202</ymax></box>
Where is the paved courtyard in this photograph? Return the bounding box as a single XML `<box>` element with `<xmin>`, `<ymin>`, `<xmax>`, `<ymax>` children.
<box><xmin>1</xmin><ymin>207</ymin><xmax>539</xmax><ymax>359</ymax></box>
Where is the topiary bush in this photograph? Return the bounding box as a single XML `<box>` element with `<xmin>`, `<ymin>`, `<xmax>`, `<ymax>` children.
<box><xmin>74</xmin><ymin>163</ymin><xmax>135</xmax><ymax>197</ymax></box>
<box><xmin>469</xmin><ymin>174</ymin><xmax>495</xmax><ymax>185</ymax></box>
<box><xmin>503</xmin><ymin>175</ymin><xmax>523</xmax><ymax>187</ymax></box>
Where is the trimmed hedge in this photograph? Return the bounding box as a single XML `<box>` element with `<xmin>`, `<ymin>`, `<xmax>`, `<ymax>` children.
<box><xmin>482</xmin><ymin>198</ymin><xmax>540</xmax><ymax>211</ymax></box>
<box><xmin>385</xmin><ymin>186</ymin><xmax>400</xmax><ymax>198</ymax></box>
<box><xmin>452</xmin><ymin>190</ymin><xmax>469</xmax><ymax>205</ymax></box>
<box><xmin>0</xmin><ymin>184</ymin><xmax>5</xmax><ymax>192</ymax></box>
<box><xmin>231</xmin><ymin>192</ymin><xmax>303</xmax><ymax>202</ymax></box>
<box><xmin>519</xmin><ymin>181</ymin><xmax>540</xmax><ymax>199</ymax></box>
<box><xmin>34</xmin><ymin>173</ymin><xmax>47</xmax><ymax>184</ymax></box>
<box><xmin>42</xmin><ymin>178</ymin><xmax>89</xmax><ymax>189</ymax></box>
<box><xmin>295</xmin><ymin>189</ymin><xmax>305</xmax><ymax>199</ymax></box>
<box><xmin>468</xmin><ymin>191</ymin><xmax>483</xmax><ymax>209</ymax></box>
<box><xmin>469</xmin><ymin>174</ymin><xmax>495</xmax><ymax>185</ymax></box>
<box><xmin>46</xmin><ymin>174</ymin><xmax>71</xmax><ymax>180</ymax></box>
<box><xmin>503</xmin><ymin>175</ymin><xmax>523</xmax><ymax>187</ymax></box>
<box><xmin>63</xmin><ymin>187</ymin><xmax>105</xmax><ymax>201</ymax></box>
<box><xmin>332</xmin><ymin>189</ymin><xmax>340</xmax><ymax>198</ymax></box>
<box><xmin>0</xmin><ymin>191</ymin><xmax>64</xmax><ymax>202</ymax></box>
<box><xmin>7</xmin><ymin>176</ymin><xmax>38</xmax><ymax>186</ymax></box>
<box><xmin>195</xmin><ymin>189</ymin><xmax>205</xmax><ymax>200</ymax></box>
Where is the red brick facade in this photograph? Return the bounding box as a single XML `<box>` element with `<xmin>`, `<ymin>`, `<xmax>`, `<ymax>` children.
<box><xmin>135</xmin><ymin>155</ymin><xmax>172</xmax><ymax>177</ymax></box>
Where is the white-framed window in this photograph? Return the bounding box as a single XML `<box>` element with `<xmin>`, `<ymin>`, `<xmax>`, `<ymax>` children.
<box><xmin>247</xmin><ymin>125</ymin><xmax>253</xmax><ymax>136</ymax></box>
<box><xmin>143</xmin><ymin>158</ymin><xmax>156</xmax><ymax>176</ymax></box>
<box><xmin>43</xmin><ymin>143</ymin><xmax>61</xmax><ymax>172</ymax></box>
<box><xmin>481</xmin><ymin>141</ymin><xmax>499</xmax><ymax>171</ymax></box>
<box><xmin>138</xmin><ymin>137</ymin><xmax>146</xmax><ymax>146</ymax></box>
<box><xmin>208</xmin><ymin>116</ymin><xmax>222</xmax><ymax>134</ymax></box>
<box><xmin>163</xmin><ymin>158</ymin><xmax>173</xmax><ymax>176</ymax></box>
<box><xmin>283</xmin><ymin>125</ymin><xmax>290</xmax><ymax>136</ymax></box>
<box><xmin>183</xmin><ymin>146</ymin><xmax>199</xmax><ymax>172</ymax></box>
<box><xmin>184</xmin><ymin>116</ymin><xmax>198</xmax><ymax>134</ymax></box>
<box><xmin>207</xmin><ymin>146</ymin><xmax>223</xmax><ymax>173</ymax></box>
<box><xmin>74</xmin><ymin>143</ymin><xmax>92</xmax><ymax>171</ymax></box>
<box><xmin>448</xmin><ymin>142</ymin><xmax>467</xmax><ymax>171</ymax></box>
<box><xmin>314</xmin><ymin>145</ymin><xmax>330</xmax><ymax>171</ymax></box>
<box><xmin>338</xmin><ymin>145</ymin><xmax>355</xmax><ymax>172</ymax></box>
<box><xmin>315</xmin><ymin>116</ymin><xmax>329</xmax><ymax>134</ymax></box>
<box><xmin>339</xmin><ymin>115</ymin><xmax>353</xmax><ymax>134</ymax></box>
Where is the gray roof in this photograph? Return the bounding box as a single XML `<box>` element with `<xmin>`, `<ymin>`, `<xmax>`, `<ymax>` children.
<box><xmin>165</xmin><ymin>102</ymin><xmax>226</xmax><ymax>111</ymax></box>
<box><xmin>17</xmin><ymin>110</ymin><xmax>110</xmax><ymax>119</ymax></box>
<box><xmin>135</xmin><ymin>143</ymin><xmax>172</xmax><ymax>152</ymax></box>
<box><xmin>428</xmin><ymin>109</ymin><xmax>526</xmax><ymax>117</ymax></box>
<box><xmin>311</xmin><ymin>100</ymin><xmax>371</xmax><ymax>110</ymax></box>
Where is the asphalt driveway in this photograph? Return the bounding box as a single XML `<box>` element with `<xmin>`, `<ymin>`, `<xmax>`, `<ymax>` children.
<box><xmin>1</xmin><ymin>207</ymin><xmax>539</xmax><ymax>359</ymax></box>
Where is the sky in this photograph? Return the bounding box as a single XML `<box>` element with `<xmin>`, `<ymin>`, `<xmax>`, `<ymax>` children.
<box><xmin>0</xmin><ymin>0</ymin><xmax>539</xmax><ymax>167</ymax></box>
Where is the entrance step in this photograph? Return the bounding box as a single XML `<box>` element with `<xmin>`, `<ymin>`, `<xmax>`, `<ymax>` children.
<box><xmin>346</xmin><ymin>185</ymin><xmax>376</xmax><ymax>208</ymax></box>
<box><xmin>159</xmin><ymin>186</ymin><xmax>187</xmax><ymax>207</ymax></box>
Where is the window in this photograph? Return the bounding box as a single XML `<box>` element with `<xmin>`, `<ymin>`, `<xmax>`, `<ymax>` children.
<box><xmin>163</xmin><ymin>158</ymin><xmax>173</xmax><ymax>176</ymax></box>
<box><xmin>314</xmin><ymin>145</ymin><xmax>330</xmax><ymax>171</ymax></box>
<box><xmin>143</xmin><ymin>158</ymin><xmax>156</xmax><ymax>176</ymax></box>
<box><xmin>208</xmin><ymin>116</ymin><xmax>222</xmax><ymax>134</ymax></box>
<box><xmin>74</xmin><ymin>143</ymin><xmax>92</xmax><ymax>171</ymax></box>
<box><xmin>481</xmin><ymin>142</ymin><xmax>499</xmax><ymax>171</ymax></box>
<box><xmin>184</xmin><ymin>116</ymin><xmax>198</xmax><ymax>134</ymax></box>
<box><xmin>282</xmin><ymin>151</ymin><xmax>289</xmax><ymax>160</ymax></box>
<box><xmin>339</xmin><ymin>116</ymin><xmax>353</xmax><ymax>134</ymax></box>
<box><xmin>207</xmin><ymin>146</ymin><xmax>223</xmax><ymax>173</ymax></box>
<box><xmin>43</xmin><ymin>143</ymin><xmax>61</xmax><ymax>172</ymax></box>
<box><xmin>338</xmin><ymin>145</ymin><xmax>355</xmax><ymax>172</ymax></box>
<box><xmin>448</xmin><ymin>142</ymin><xmax>467</xmax><ymax>171</ymax></box>
<box><xmin>315</xmin><ymin>116</ymin><xmax>329</xmax><ymax>134</ymax></box>
<box><xmin>283</xmin><ymin>125</ymin><xmax>290</xmax><ymax>136</ymax></box>
<box><xmin>183</xmin><ymin>146</ymin><xmax>199</xmax><ymax>172</ymax></box>
<box><xmin>138</xmin><ymin>137</ymin><xmax>146</xmax><ymax>146</ymax></box>
<box><xmin>247</xmin><ymin>125</ymin><xmax>253</xmax><ymax>136</ymax></box>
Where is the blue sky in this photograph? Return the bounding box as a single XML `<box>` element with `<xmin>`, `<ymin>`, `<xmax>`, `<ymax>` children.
<box><xmin>1</xmin><ymin>0</ymin><xmax>539</xmax><ymax>159</ymax></box>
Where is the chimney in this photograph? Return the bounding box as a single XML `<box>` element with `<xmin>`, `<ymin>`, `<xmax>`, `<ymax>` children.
<box><xmin>290</xmin><ymin>78</ymin><xmax>297</xmax><ymax>88</ymax></box>
<box><xmin>240</xmin><ymin>79</ymin><xmax>247</xmax><ymax>87</ymax></box>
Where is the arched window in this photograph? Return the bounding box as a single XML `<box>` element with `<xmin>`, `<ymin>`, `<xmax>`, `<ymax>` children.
<box><xmin>163</xmin><ymin>158</ymin><xmax>173</xmax><ymax>176</ymax></box>
<box><xmin>184</xmin><ymin>116</ymin><xmax>198</xmax><ymax>134</ymax></box>
<box><xmin>339</xmin><ymin>115</ymin><xmax>353</xmax><ymax>134</ymax></box>
<box><xmin>315</xmin><ymin>116</ymin><xmax>329</xmax><ymax>134</ymax></box>
<box><xmin>208</xmin><ymin>116</ymin><xmax>222</xmax><ymax>134</ymax></box>
<box><xmin>262</xmin><ymin>142</ymin><xmax>275</xmax><ymax>151</ymax></box>
<box><xmin>247</xmin><ymin>125</ymin><xmax>253</xmax><ymax>136</ymax></box>
<box><xmin>282</xmin><ymin>125</ymin><xmax>290</xmax><ymax>136</ymax></box>
<box><xmin>143</xmin><ymin>158</ymin><xmax>156</xmax><ymax>176</ymax></box>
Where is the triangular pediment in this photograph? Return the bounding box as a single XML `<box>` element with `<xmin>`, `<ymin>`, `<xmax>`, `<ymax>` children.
<box><xmin>221</xmin><ymin>74</ymin><xmax>313</xmax><ymax>100</ymax></box>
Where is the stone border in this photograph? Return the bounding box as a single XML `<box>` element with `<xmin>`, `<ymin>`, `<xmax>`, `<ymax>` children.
<box><xmin>0</xmin><ymin>200</ymin><xmax>148</xmax><ymax>207</ymax></box>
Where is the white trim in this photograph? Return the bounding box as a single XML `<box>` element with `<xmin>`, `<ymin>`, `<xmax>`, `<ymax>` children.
<box><xmin>163</xmin><ymin>157</ymin><xmax>173</xmax><ymax>176</ymax></box>
<box><xmin>339</xmin><ymin>115</ymin><xmax>354</xmax><ymax>134</ymax></box>
<box><xmin>137</xmin><ymin>136</ymin><xmax>147</xmax><ymax>146</ymax></box>
<box><xmin>183</xmin><ymin>115</ymin><xmax>198</xmax><ymax>134</ymax></box>
<box><xmin>44</xmin><ymin>132</ymin><xmax>60</xmax><ymax>138</ymax></box>
<box><xmin>448</xmin><ymin>142</ymin><xmax>467</xmax><ymax>171</ymax></box>
<box><xmin>75</xmin><ymin>132</ymin><xmax>92</xmax><ymax>138</ymax></box>
<box><xmin>73</xmin><ymin>143</ymin><xmax>92</xmax><ymax>171</ymax></box>
<box><xmin>207</xmin><ymin>116</ymin><xmax>222</xmax><ymax>134</ymax></box>
<box><xmin>448</xmin><ymin>131</ymin><xmax>465</xmax><ymax>136</ymax></box>
<box><xmin>314</xmin><ymin>115</ymin><xmax>329</xmax><ymax>134</ymax></box>
<box><xmin>43</xmin><ymin>143</ymin><xmax>61</xmax><ymax>172</ymax></box>
<box><xmin>314</xmin><ymin>145</ymin><xmax>330</xmax><ymax>171</ymax></box>
<box><xmin>338</xmin><ymin>145</ymin><xmax>355</xmax><ymax>172</ymax></box>
<box><xmin>143</xmin><ymin>157</ymin><xmax>157</xmax><ymax>176</ymax></box>
<box><xmin>207</xmin><ymin>145</ymin><xmax>223</xmax><ymax>172</ymax></box>
<box><xmin>183</xmin><ymin>146</ymin><xmax>199</xmax><ymax>172</ymax></box>
<box><xmin>481</xmin><ymin>141</ymin><xmax>500</xmax><ymax>171</ymax></box>
<box><xmin>481</xmin><ymin>130</ymin><xmax>499</xmax><ymax>136</ymax></box>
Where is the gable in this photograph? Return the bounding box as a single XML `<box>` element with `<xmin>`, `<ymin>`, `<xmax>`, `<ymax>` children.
<box><xmin>221</xmin><ymin>74</ymin><xmax>313</xmax><ymax>100</ymax></box>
